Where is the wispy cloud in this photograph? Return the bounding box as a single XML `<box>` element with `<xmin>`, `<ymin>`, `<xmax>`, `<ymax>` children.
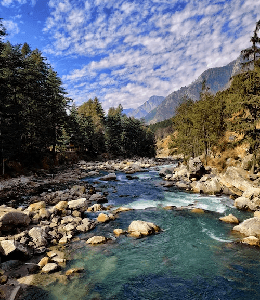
<box><xmin>2</xmin><ymin>19</ymin><xmax>20</xmax><ymax>36</ymax></box>
<box><xmin>44</xmin><ymin>0</ymin><xmax>260</xmax><ymax>110</ymax></box>
<box><xmin>1</xmin><ymin>0</ymin><xmax>36</xmax><ymax>6</ymax></box>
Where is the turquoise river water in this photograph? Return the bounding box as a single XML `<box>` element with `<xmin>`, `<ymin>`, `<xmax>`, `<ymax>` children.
<box><xmin>24</xmin><ymin>166</ymin><xmax>260</xmax><ymax>300</ymax></box>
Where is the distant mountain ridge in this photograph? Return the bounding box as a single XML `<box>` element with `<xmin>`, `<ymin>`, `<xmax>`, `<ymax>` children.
<box><xmin>145</xmin><ymin>56</ymin><xmax>244</xmax><ymax>124</ymax></box>
<box><xmin>126</xmin><ymin>95</ymin><xmax>165</xmax><ymax>119</ymax></box>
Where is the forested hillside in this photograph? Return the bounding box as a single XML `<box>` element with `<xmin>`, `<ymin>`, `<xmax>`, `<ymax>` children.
<box><xmin>169</xmin><ymin>20</ymin><xmax>260</xmax><ymax>171</ymax></box>
<box><xmin>0</xmin><ymin>20</ymin><xmax>155</xmax><ymax>175</ymax></box>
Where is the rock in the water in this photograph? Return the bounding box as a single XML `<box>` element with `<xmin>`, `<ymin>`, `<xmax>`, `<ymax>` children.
<box><xmin>28</xmin><ymin>227</ymin><xmax>48</xmax><ymax>247</ymax></box>
<box><xmin>0</xmin><ymin>240</ymin><xmax>30</xmax><ymax>258</ymax></box>
<box><xmin>86</xmin><ymin>236</ymin><xmax>107</xmax><ymax>245</ymax></box>
<box><xmin>87</xmin><ymin>204</ymin><xmax>102</xmax><ymax>212</ymax></box>
<box><xmin>99</xmin><ymin>173</ymin><xmax>116</xmax><ymax>181</ymax></box>
<box><xmin>0</xmin><ymin>207</ymin><xmax>30</xmax><ymax>232</ymax></box>
<box><xmin>113</xmin><ymin>229</ymin><xmax>125</xmax><ymax>236</ymax></box>
<box><xmin>233</xmin><ymin>217</ymin><xmax>260</xmax><ymax>237</ymax></box>
<box><xmin>254</xmin><ymin>211</ymin><xmax>260</xmax><ymax>219</ymax></box>
<box><xmin>38</xmin><ymin>257</ymin><xmax>50</xmax><ymax>268</ymax></box>
<box><xmin>112</xmin><ymin>207</ymin><xmax>132</xmax><ymax>213</ymax></box>
<box><xmin>219</xmin><ymin>214</ymin><xmax>239</xmax><ymax>224</ymax></box>
<box><xmin>97</xmin><ymin>213</ymin><xmax>110</xmax><ymax>223</ymax></box>
<box><xmin>42</xmin><ymin>263</ymin><xmax>59</xmax><ymax>273</ymax></box>
<box><xmin>241</xmin><ymin>236</ymin><xmax>260</xmax><ymax>246</ymax></box>
<box><xmin>128</xmin><ymin>220</ymin><xmax>160</xmax><ymax>237</ymax></box>
<box><xmin>190</xmin><ymin>208</ymin><xmax>204</xmax><ymax>213</ymax></box>
<box><xmin>65</xmin><ymin>268</ymin><xmax>84</xmax><ymax>276</ymax></box>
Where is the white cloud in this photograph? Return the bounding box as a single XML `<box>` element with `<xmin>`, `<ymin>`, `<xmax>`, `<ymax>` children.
<box><xmin>44</xmin><ymin>0</ymin><xmax>260</xmax><ymax>111</ymax></box>
<box><xmin>1</xmin><ymin>0</ymin><xmax>36</xmax><ymax>5</ymax></box>
<box><xmin>2</xmin><ymin>20</ymin><xmax>19</xmax><ymax>36</ymax></box>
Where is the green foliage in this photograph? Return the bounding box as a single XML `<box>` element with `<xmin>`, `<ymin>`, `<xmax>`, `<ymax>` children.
<box><xmin>172</xmin><ymin>86</ymin><xmax>226</xmax><ymax>160</ymax></box>
<box><xmin>241</xmin><ymin>20</ymin><xmax>260</xmax><ymax>68</ymax></box>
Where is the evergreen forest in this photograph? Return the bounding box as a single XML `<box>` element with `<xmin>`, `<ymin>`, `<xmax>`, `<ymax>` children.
<box><xmin>0</xmin><ymin>20</ymin><xmax>155</xmax><ymax>175</ymax></box>
<box><xmin>168</xmin><ymin>20</ymin><xmax>260</xmax><ymax>170</ymax></box>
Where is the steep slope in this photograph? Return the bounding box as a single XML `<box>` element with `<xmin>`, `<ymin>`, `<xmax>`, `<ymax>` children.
<box><xmin>146</xmin><ymin>59</ymin><xmax>238</xmax><ymax>124</ymax></box>
<box><xmin>128</xmin><ymin>95</ymin><xmax>165</xmax><ymax>119</ymax></box>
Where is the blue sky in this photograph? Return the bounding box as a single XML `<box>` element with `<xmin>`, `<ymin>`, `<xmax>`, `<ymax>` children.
<box><xmin>1</xmin><ymin>0</ymin><xmax>260</xmax><ymax>111</ymax></box>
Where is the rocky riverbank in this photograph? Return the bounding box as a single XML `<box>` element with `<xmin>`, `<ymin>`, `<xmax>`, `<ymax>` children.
<box><xmin>159</xmin><ymin>155</ymin><xmax>260</xmax><ymax>247</ymax></box>
<box><xmin>2</xmin><ymin>155</ymin><xmax>260</xmax><ymax>299</ymax></box>
<box><xmin>0</xmin><ymin>157</ymin><xmax>168</xmax><ymax>299</ymax></box>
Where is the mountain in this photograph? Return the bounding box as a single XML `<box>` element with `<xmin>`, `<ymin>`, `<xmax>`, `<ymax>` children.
<box><xmin>122</xmin><ymin>108</ymin><xmax>135</xmax><ymax>116</ymax></box>
<box><xmin>127</xmin><ymin>95</ymin><xmax>165</xmax><ymax>119</ymax></box>
<box><xmin>145</xmin><ymin>58</ymin><xmax>241</xmax><ymax>124</ymax></box>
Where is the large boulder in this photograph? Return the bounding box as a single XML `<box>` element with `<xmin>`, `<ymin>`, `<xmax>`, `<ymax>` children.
<box><xmin>0</xmin><ymin>206</ymin><xmax>30</xmax><ymax>232</ymax></box>
<box><xmin>28</xmin><ymin>226</ymin><xmax>48</xmax><ymax>247</ymax></box>
<box><xmin>218</xmin><ymin>167</ymin><xmax>255</xmax><ymax>196</ymax></box>
<box><xmin>159</xmin><ymin>166</ymin><xmax>174</xmax><ymax>177</ymax></box>
<box><xmin>188</xmin><ymin>157</ymin><xmax>205</xmax><ymax>179</ymax></box>
<box><xmin>128</xmin><ymin>220</ymin><xmax>160</xmax><ymax>237</ymax></box>
<box><xmin>234</xmin><ymin>189</ymin><xmax>260</xmax><ymax>211</ymax></box>
<box><xmin>233</xmin><ymin>217</ymin><xmax>260</xmax><ymax>237</ymax></box>
<box><xmin>68</xmin><ymin>198</ymin><xmax>88</xmax><ymax>210</ymax></box>
<box><xmin>0</xmin><ymin>240</ymin><xmax>30</xmax><ymax>258</ymax></box>
<box><xmin>190</xmin><ymin>178</ymin><xmax>221</xmax><ymax>194</ymax></box>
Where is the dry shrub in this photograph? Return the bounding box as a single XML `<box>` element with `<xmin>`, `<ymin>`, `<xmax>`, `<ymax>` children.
<box><xmin>206</xmin><ymin>144</ymin><xmax>249</xmax><ymax>172</ymax></box>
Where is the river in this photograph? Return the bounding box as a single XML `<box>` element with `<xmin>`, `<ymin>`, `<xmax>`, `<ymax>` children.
<box><xmin>24</xmin><ymin>165</ymin><xmax>260</xmax><ymax>300</ymax></box>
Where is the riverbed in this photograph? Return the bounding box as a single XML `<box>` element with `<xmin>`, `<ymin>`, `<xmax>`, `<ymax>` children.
<box><xmin>23</xmin><ymin>166</ymin><xmax>260</xmax><ymax>300</ymax></box>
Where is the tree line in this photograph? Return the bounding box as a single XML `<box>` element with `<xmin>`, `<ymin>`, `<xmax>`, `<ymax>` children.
<box><xmin>0</xmin><ymin>20</ymin><xmax>155</xmax><ymax>175</ymax></box>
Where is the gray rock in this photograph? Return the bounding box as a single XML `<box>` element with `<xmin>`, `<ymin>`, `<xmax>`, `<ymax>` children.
<box><xmin>233</xmin><ymin>217</ymin><xmax>260</xmax><ymax>237</ymax></box>
<box><xmin>159</xmin><ymin>166</ymin><xmax>174</xmax><ymax>177</ymax></box>
<box><xmin>89</xmin><ymin>193</ymin><xmax>107</xmax><ymax>204</ymax></box>
<box><xmin>0</xmin><ymin>206</ymin><xmax>30</xmax><ymax>232</ymax></box>
<box><xmin>219</xmin><ymin>167</ymin><xmax>254</xmax><ymax>195</ymax></box>
<box><xmin>191</xmin><ymin>178</ymin><xmax>222</xmax><ymax>194</ymax></box>
<box><xmin>28</xmin><ymin>227</ymin><xmax>48</xmax><ymax>247</ymax></box>
<box><xmin>68</xmin><ymin>198</ymin><xmax>88</xmax><ymax>210</ymax></box>
<box><xmin>0</xmin><ymin>240</ymin><xmax>30</xmax><ymax>257</ymax></box>
<box><xmin>188</xmin><ymin>157</ymin><xmax>205</xmax><ymax>179</ymax></box>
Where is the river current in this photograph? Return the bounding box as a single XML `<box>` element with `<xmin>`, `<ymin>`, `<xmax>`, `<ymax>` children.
<box><xmin>25</xmin><ymin>165</ymin><xmax>260</xmax><ymax>300</ymax></box>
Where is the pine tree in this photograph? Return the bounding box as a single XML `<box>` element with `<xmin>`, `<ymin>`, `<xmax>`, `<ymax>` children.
<box><xmin>241</xmin><ymin>20</ymin><xmax>260</xmax><ymax>68</ymax></box>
